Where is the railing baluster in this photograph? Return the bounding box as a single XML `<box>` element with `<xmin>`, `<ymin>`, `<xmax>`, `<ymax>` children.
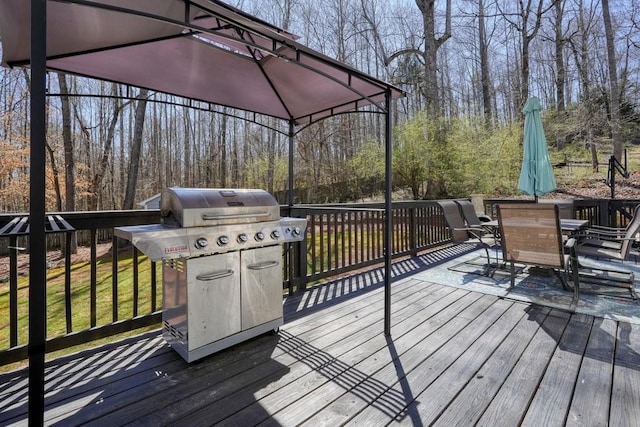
<box><xmin>310</xmin><ymin>214</ymin><xmax>316</xmax><ymax>275</ymax></box>
<box><xmin>151</xmin><ymin>261</ymin><xmax>157</xmax><ymax>313</ymax></box>
<box><xmin>112</xmin><ymin>235</ymin><xmax>119</xmax><ymax>322</ymax></box>
<box><xmin>9</xmin><ymin>236</ymin><xmax>18</xmax><ymax>347</ymax></box>
<box><xmin>133</xmin><ymin>247</ymin><xmax>139</xmax><ymax>317</ymax></box>
<box><xmin>65</xmin><ymin>233</ymin><xmax>72</xmax><ymax>333</ymax></box>
<box><xmin>319</xmin><ymin>214</ymin><xmax>324</xmax><ymax>273</ymax></box>
<box><xmin>341</xmin><ymin>212</ymin><xmax>346</xmax><ymax>269</ymax></box>
<box><xmin>90</xmin><ymin>229</ymin><xmax>97</xmax><ymax>328</ymax></box>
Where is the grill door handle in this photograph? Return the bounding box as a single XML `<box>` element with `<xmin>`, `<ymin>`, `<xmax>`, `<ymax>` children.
<box><xmin>196</xmin><ymin>269</ymin><xmax>234</xmax><ymax>281</ymax></box>
<box><xmin>247</xmin><ymin>261</ymin><xmax>279</xmax><ymax>270</ymax></box>
<box><xmin>201</xmin><ymin>212</ymin><xmax>271</xmax><ymax>220</ymax></box>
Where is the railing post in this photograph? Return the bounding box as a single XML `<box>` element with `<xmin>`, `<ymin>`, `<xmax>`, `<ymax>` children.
<box><xmin>600</xmin><ymin>199</ymin><xmax>611</xmax><ymax>227</ymax></box>
<box><xmin>292</xmin><ymin>239</ymin><xmax>308</xmax><ymax>292</ymax></box>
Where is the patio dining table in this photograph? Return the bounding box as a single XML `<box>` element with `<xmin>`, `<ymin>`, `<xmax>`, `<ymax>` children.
<box><xmin>483</xmin><ymin>218</ymin><xmax>589</xmax><ymax>238</ymax></box>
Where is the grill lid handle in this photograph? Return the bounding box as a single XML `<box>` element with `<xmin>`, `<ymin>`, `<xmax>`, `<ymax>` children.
<box><xmin>201</xmin><ymin>212</ymin><xmax>271</xmax><ymax>220</ymax></box>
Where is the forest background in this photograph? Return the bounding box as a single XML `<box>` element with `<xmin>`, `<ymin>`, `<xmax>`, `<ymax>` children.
<box><xmin>1</xmin><ymin>0</ymin><xmax>640</xmax><ymax>213</ymax></box>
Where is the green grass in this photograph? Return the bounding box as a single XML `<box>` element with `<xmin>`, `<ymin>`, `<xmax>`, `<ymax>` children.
<box><xmin>0</xmin><ymin>251</ymin><xmax>162</xmax><ymax>372</ymax></box>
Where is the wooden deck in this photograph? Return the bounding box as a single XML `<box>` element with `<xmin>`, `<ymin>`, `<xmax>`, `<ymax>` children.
<box><xmin>1</xmin><ymin>255</ymin><xmax>640</xmax><ymax>426</ymax></box>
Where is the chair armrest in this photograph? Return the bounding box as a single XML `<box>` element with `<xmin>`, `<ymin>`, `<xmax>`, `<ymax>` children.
<box><xmin>576</xmin><ymin>233</ymin><xmax>637</xmax><ymax>242</ymax></box>
<box><xmin>452</xmin><ymin>226</ymin><xmax>488</xmax><ymax>242</ymax></box>
<box><xmin>583</xmin><ymin>225</ymin><xmax>626</xmax><ymax>238</ymax></box>
<box><xmin>477</xmin><ymin>214</ymin><xmax>492</xmax><ymax>223</ymax></box>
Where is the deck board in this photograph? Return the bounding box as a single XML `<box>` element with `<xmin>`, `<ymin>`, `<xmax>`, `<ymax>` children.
<box><xmin>567</xmin><ymin>317</ymin><xmax>616</xmax><ymax>426</ymax></box>
<box><xmin>610</xmin><ymin>322</ymin><xmax>640</xmax><ymax>426</ymax></box>
<box><xmin>1</xmin><ymin>261</ymin><xmax>639</xmax><ymax>426</ymax></box>
<box><xmin>521</xmin><ymin>314</ymin><xmax>592</xmax><ymax>426</ymax></box>
<box><xmin>474</xmin><ymin>310</ymin><xmax>571</xmax><ymax>427</ymax></box>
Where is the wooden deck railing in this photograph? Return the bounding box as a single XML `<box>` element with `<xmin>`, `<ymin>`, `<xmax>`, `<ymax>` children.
<box><xmin>0</xmin><ymin>198</ymin><xmax>637</xmax><ymax>365</ymax></box>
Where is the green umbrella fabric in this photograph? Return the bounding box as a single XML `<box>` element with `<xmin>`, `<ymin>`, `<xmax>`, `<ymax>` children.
<box><xmin>518</xmin><ymin>97</ymin><xmax>557</xmax><ymax>196</ymax></box>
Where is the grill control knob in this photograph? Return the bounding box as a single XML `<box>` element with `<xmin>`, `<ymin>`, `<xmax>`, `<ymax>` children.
<box><xmin>255</xmin><ymin>231</ymin><xmax>265</xmax><ymax>241</ymax></box>
<box><xmin>195</xmin><ymin>237</ymin><xmax>209</xmax><ymax>249</ymax></box>
<box><xmin>271</xmin><ymin>229</ymin><xmax>281</xmax><ymax>239</ymax></box>
<box><xmin>217</xmin><ymin>236</ymin><xmax>230</xmax><ymax>246</ymax></box>
<box><xmin>237</xmin><ymin>233</ymin><xmax>248</xmax><ymax>243</ymax></box>
<box><xmin>292</xmin><ymin>227</ymin><xmax>301</xmax><ymax>236</ymax></box>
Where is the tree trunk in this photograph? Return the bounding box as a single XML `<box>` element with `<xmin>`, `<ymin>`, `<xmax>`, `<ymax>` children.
<box><xmin>219</xmin><ymin>112</ymin><xmax>228</xmax><ymax>187</ymax></box>
<box><xmin>569</xmin><ymin>0</ymin><xmax>598</xmax><ymax>171</ymax></box>
<box><xmin>416</xmin><ymin>0</ymin><xmax>451</xmax><ymax>118</ymax></box>
<box><xmin>57</xmin><ymin>73</ymin><xmax>75</xmax><ymax>213</ymax></box>
<box><xmin>478</xmin><ymin>0</ymin><xmax>492</xmax><ymax>126</ymax></box>
<box><xmin>86</xmin><ymin>85</ymin><xmax>125</xmax><ymax>211</ymax></box>
<box><xmin>554</xmin><ymin>0</ymin><xmax>566</xmax><ymax>112</ymax></box>
<box><xmin>123</xmin><ymin>89</ymin><xmax>149</xmax><ymax>210</ymax></box>
<box><xmin>602</xmin><ymin>0</ymin><xmax>623</xmax><ymax>161</ymax></box>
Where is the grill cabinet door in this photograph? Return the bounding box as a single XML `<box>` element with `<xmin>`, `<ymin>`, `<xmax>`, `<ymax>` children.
<box><xmin>241</xmin><ymin>245</ymin><xmax>283</xmax><ymax>330</ymax></box>
<box><xmin>187</xmin><ymin>252</ymin><xmax>241</xmax><ymax>350</ymax></box>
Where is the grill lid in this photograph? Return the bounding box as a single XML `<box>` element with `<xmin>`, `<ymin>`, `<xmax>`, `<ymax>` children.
<box><xmin>160</xmin><ymin>187</ymin><xmax>280</xmax><ymax>228</ymax></box>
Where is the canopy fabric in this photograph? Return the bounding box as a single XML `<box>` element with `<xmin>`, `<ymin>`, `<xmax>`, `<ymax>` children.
<box><xmin>0</xmin><ymin>0</ymin><xmax>403</xmax><ymax>125</ymax></box>
<box><xmin>517</xmin><ymin>97</ymin><xmax>557</xmax><ymax>197</ymax></box>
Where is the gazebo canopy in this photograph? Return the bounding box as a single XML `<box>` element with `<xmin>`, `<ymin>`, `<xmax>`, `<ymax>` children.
<box><xmin>0</xmin><ymin>2</ymin><xmax>403</xmax><ymax>421</ymax></box>
<box><xmin>0</xmin><ymin>0</ymin><xmax>403</xmax><ymax>124</ymax></box>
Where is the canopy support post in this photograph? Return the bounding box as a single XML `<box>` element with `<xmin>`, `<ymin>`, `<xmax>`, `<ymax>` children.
<box><xmin>29</xmin><ymin>0</ymin><xmax>47</xmax><ymax>424</ymax></box>
<box><xmin>288</xmin><ymin>120</ymin><xmax>294</xmax><ymax>208</ymax></box>
<box><xmin>384</xmin><ymin>88</ymin><xmax>393</xmax><ymax>336</ymax></box>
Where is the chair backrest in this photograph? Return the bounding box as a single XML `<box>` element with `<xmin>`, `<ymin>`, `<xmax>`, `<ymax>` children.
<box><xmin>456</xmin><ymin>200</ymin><xmax>484</xmax><ymax>228</ymax></box>
<box><xmin>620</xmin><ymin>204</ymin><xmax>640</xmax><ymax>259</ymax></box>
<box><xmin>497</xmin><ymin>203</ymin><xmax>564</xmax><ymax>268</ymax></box>
<box><xmin>437</xmin><ymin>200</ymin><xmax>471</xmax><ymax>243</ymax></box>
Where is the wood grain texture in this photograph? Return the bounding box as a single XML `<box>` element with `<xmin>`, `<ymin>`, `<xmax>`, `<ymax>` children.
<box><xmin>0</xmin><ymin>268</ymin><xmax>638</xmax><ymax>427</ymax></box>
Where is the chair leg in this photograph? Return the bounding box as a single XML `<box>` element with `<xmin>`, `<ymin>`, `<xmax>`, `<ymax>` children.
<box><xmin>509</xmin><ymin>262</ymin><xmax>515</xmax><ymax>288</ymax></box>
<box><xmin>482</xmin><ymin>245</ymin><xmax>495</xmax><ymax>277</ymax></box>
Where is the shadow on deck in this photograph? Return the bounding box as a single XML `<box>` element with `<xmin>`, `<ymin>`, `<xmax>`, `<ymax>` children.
<box><xmin>1</xmin><ymin>245</ymin><xmax>639</xmax><ymax>426</ymax></box>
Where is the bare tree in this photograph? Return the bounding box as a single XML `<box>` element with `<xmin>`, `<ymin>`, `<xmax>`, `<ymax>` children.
<box><xmin>567</xmin><ymin>0</ymin><xmax>599</xmax><ymax>170</ymax></box>
<box><xmin>554</xmin><ymin>0</ymin><xmax>566</xmax><ymax>112</ymax></box>
<box><xmin>499</xmin><ymin>0</ymin><xmax>555</xmax><ymax>115</ymax></box>
<box><xmin>602</xmin><ymin>0</ymin><xmax>623</xmax><ymax>161</ymax></box>
<box><xmin>478</xmin><ymin>0</ymin><xmax>493</xmax><ymax>124</ymax></box>
<box><xmin>122</xmin><ymin>89</ymin><xmax>149</xmax><ymax>210</ymax></box>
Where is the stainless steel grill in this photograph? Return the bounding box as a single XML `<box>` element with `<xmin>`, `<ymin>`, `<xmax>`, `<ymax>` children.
<box><xmin>115</xmin><ymin>187</ymin><xmax>306</xmax><ymax>362</ymax></box>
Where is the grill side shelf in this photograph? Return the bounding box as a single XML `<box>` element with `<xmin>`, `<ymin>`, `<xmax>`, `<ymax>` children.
<box><xmin>114</xmin><ymin>224</ymin><xmax>190</xmax><ymax>262</ymax></box>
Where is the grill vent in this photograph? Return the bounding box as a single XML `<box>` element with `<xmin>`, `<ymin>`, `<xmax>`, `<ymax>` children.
<box><xmin>163</xmin><ymin>320</ymin><xmax>187</xmax><ymax>343</ymax></box>
<box><xmin>165</xmin><ymin>258</ymin><xmax>185</xmax><ymax>272</ymax></box>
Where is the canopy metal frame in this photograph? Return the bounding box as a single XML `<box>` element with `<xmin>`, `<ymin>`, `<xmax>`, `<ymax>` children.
<box><xmin>1</xmin><ymin>1</ymin><xmax>404</xmax><ymax>422</ymax></box>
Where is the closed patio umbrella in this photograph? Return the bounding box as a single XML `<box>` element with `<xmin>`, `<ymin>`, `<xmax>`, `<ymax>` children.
<box><xmin>518</xmin><ymin>96</ymin><xmax>557</xmax><ymax>199</ymax></box>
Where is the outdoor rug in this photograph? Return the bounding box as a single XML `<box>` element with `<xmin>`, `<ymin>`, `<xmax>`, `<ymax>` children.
<box><xmin>412</xmin><ymin>247</ymin><xmax>640</xmax><ymax>325</ymax></box>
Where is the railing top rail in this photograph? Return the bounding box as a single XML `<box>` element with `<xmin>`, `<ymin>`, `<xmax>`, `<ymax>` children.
<box><xmin>292</xmin><ymin>206</ymin><xmax>385</xmax><ymax>213</ymax></box>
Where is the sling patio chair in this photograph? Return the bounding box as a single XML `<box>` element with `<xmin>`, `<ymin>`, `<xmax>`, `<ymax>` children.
<box><xmin>437</xmin><ymin>200</ymin><xmax>498</xmax><ymax>275</ymax></box>
<box><xmin>455</xmin><ymin>199</ymin><xmax>498</xmax><ymax>240</ymax></box>
<box><xmin>498</xmin><ymin>203</ymin><xmax>635</xmax><ymax>305</ymax></box>
<box><xmin>577</xmin><ymin>204</ymin><xmax>640</xmax><ymax>264</ymax></box>
<box><xmin>574</xmin><ymin>204</ymin><xmax>640</xmax><ymax>299</ymax></box>
<box><xmin>455</xmin><ymin>200</ymin><xmax>492</xmax><ymax>227</ymax></box>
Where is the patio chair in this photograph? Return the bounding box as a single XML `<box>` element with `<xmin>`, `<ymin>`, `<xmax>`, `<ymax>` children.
<box><xmin>437</xmin><ymin>200</ymin><xmax>498</xmax><ymax>275</ymax></box>
<box><xmin>577</xmin><ymin>204</ymin><xmax>640</xmax><ymax>264</ymax></box>
<box><xmin>498</xmin><ymin>203</ymin><xmax>635</xmax><ymax>304</ymax></box>
<box><xmin>455</xmin><ymin>200</ymin><xmax>492</xmax><ymax>227</ymax></box>
<box><xmin>497</xmin><ymin>203</ymin><xmax>580</xmax><ymax>303</ymax></box>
